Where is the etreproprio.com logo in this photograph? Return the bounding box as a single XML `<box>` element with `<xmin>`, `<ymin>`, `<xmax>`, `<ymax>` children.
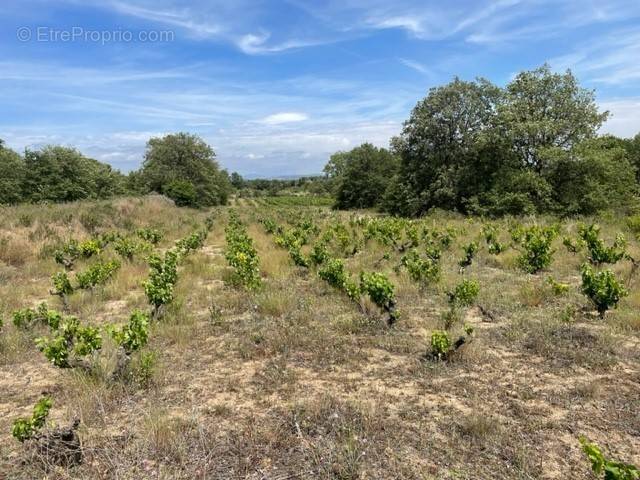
<box><xmin>17</xmin><ymin>26</ymin><xmax>175</xmax><ymax>44</ymax></box>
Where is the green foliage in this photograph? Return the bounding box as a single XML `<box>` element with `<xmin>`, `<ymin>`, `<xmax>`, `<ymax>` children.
<box><xmin>482</xmin><ymin>224</ymin><xmax>506</xmax><ymax>254</ymax></box>
<box><xmin>430</xmin><ymin>330</ymin><xmax>451</xmax><ymax>360</ymax></box>
<box><xmin>51</xmin><ymin>272</ymin><xmax>73</xmax><ymax>297</ymax></box>
<box><xmin>373</xmin><ymin>66</ymin><xmax>624</xmax><ymax>217</ymax></box>
<box><xmin>12</xmin><ymin>396</ymin><xmax>52</xmax><ymax>443</ymax></box>
<box><xmin>36</xmin><ymin>316</ymin><xmax>102</xmax><ymax>368</ymax></box>
<box><xmin>359</xmin><ymin>272</ymin><xmax>395</xmax><ymax>309</ymax></box>
<box><xmin>113</xmin><ymin>237</ymin><xmax>138</xmax><ymax>261</ymax></box>
<box><xmin>332</xmin><ymin>143</ymin><xmax>399</xmax><ymax>210</ymax></box>
<box><xmin>580</xmin><ymin>437</ymin><xmax>639</xmax><ymax>480</ymax></box>
<box><xmin>512</xmin><ymin>225</ymin><xmax>557</xmax><ymax>273</ymax></box>
<box><xmin>448</xmin><ymin>279</ymin><xmax>480</xmax><ymax>307</ymax></box>
<box><xmin>163</xmin><ymin>179</ymin><xmax>198</xmax><ymax>207</ymax></box>
<box><xmin>107</xmin><ymin>310</ymin><xmax>150</xmax><ymax>355</ymax></box>
<box><xmin>458</xmin><ymin>242</ymin><xmax>479</xmax><ymax>270</ymax></box>
<box><xmin>53</xmin><ymin>240</ymin><xmax>81</xmax><ymax>269</ymax></box>
<box><xmin>563</xmin><ymin>236</ymin><xmax>583</xmax><ymax>254</ymax></box>
<box><xmin>0</xmin><ymin>142</ymin><xmax>25</xmax><ymax>204</ymax></box>
<box><xmin>140</xmin><ymin>133</ymin><xmax>231</xmax><ymax>207</ymax></box>
<box><xmin>22</xmin><ymin>145</ymin><xmax>126</xmax><ymax>203</ymax></box>
<box><xmin>225</xmin><ymin>213</ymin><xmax>261</xmax><ymax>290</ymax></box>
<box><xmin>76</xmin><ymin>260</ymin><xmax>121</xmax><ymax>289</ymax></box>
<box><xmin>318</xmin><ymin>258</ymin><xmax>360</xmax><ymax>301</ymax></box>
<box><xmin>136</xmin><ymin>227</ymin><xmax>163</xmax><ymax>245</ymax></box>
<box><xmin>580</xmin><ymin>264</ymin><xmax>628</xmax><ymax>318</ymax></box>
<box><xmin>400</xmin><ymin>249</ymin><xmax>440</xmax><ymax>285</ymax></box>
<box><xmin>12</xmin><ymin>303</ymin><xmax>62</xmax><ymax>330</ymax></box>
<box><xmin>144</xmin><ymin>250</ymin><xmax>179</xmax><ymax>310</ymax></box>
<box><xmin>547</xmin><ymin>277</ymin><xmax>570</xmax><ymax>296</ymax></box>
<box><xmin>309</xmin><ymin>242</ymin><xmax>330</xmax><ymax>266</ymax></box>
<box><xmin>578</xmin><ymin>224</ymin><xmax>627</xmax><ymax>265</ymax></box>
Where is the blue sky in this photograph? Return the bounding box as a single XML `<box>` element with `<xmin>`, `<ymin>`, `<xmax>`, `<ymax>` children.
<box><xmin>1</xmin><ymin>0</ymin><xmax>639</xmax><ymax>177</ymax></box>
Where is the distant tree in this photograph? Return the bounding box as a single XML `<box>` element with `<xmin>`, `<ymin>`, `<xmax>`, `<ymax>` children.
<box><xmin>22</xmin><ymin>146</ymin><xmax>126</xmax><ymax>203</ymax></box>
<box><xmin>333</xmin><ymin>143</ymin><xmax>398</xmax><ymax>210</ymax></box>
<box><xmin>0</xmin><ymin>140</ymin><xmax>25</xmax><ymax>204</ymax></box>
<box><xmin>139</xmin><ymin>133</ymin><xmax>230</xmax><ymax>207</ymax></box>
<box><xmin>624</xmin><ymin>133</ymin><xmax>640</xmax><ymax>182</ymax></box>
<box><xmin>545</xmin><ymin>137</ymin><xmax>637</xmax><ymax>215</ymax></box>
<box><xmin>230</xmin><ymin>172</ymin><xmax>245</xmax><ymax>189</ymax></box>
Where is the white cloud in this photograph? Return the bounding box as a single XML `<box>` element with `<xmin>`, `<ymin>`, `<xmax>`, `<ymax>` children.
<box><xmin>260</xmin><ymin>112</ymin><xmax>309</xmax><ymax>125</ymax></box>
<box><xmin>600</xmin><ymin>98</ymin><xmax>640</xmax><ymax>138</ymax></box>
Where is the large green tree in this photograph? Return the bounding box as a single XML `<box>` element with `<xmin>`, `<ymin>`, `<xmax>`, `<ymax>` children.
<box><xmin>139</xmin><ymin>133</ymin><xmax>231</xmax><ymax>207</ymax></box>
<box><xmin>0</xmin><ymin>140</ymin><xmax>25</xmax><ymax>204</ymax></box>
<box><xmin>333</xmin><ymin>143</ymin><xmax>398</xmax><ymax>210</ymax></box>
<box><xmin>385</xmin><ymin>77</ymin><xmax>503</xmax><ymax>215</ymax></box>
<box><xmin>498</xmin><ymin>64</ymin><xmax>608</xmax><ymax>172</ymax></box>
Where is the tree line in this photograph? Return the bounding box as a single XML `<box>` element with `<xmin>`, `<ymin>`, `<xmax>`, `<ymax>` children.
<box><xmin>0</xmin><ymin>133</ymin><xmax>232</xmax><ymax>208</ymax></box>
<box><xmin>326</xmin><ymin>65</ymin><xmax>640</xmax><ymax>217</ymax></box>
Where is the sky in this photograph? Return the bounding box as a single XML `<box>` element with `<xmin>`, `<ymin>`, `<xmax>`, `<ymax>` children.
<box><xmin>1</xmin><ymin>0</ymin><xmax>639</xmax><ymax>177</ymax></box>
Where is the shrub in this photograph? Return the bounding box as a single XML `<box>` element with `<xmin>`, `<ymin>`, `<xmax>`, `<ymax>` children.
<box><xmin>579</xmin><ymin>224</ymin><xmax>627</xmax><ymax>265</ymax></box>
<box><xmin>12</xmin><ymin>303</ymin><xmax>62</xmax><ymax>330</ymax></box>
<box><xmin>512</xmin><ymin>225</ymin><xmax>557</xmax><ymax>273</ymax></box>
<box><xmin>107</xmin><ymin>310</ymin><xmax>149</xmax><ymax>355</ymax></box>
<box><xmin>309</xmin><ymin>242</ymin><xmax>329</xmax><ymax>266</ymax></box>
<box><xmin>482</xmin><ymin>224</ymin><xmax>506</xmax><ymax>254</ymax></box>
<box><xmin>163</xmin><ymin>179</ymin><xmax>198</xmax><ymax>207</ymax></box>
<box><xmin>360</xmin><ymin>271</ymin><xmax>398</xmax><ymax>324</ymax></box>
<box><xmin>114</xmin><ymin>237</ymin><xmax>138</xmax><ymax>261</ymax></box>
<box><xmin>563</xmin><ymin>236</ymin><xmax>583</xmax><ymax>254</ymax></box>
<box><xmin>76</xmin><ymin>260</ymin><xmax>121</xmax><ymax>289</ymax></box>
<box><xmin>430</xmin><ymin>330</ymin><xmax>451</xmax><ymax>359</ymax></box>
<box><xmin>580</xmin><ymin>264</ymin><xmax>628</xmax><ymax>318</ymax></box>
<box><xmin>547</xmin><ymin>276</ymin><xmax>570</xmax><ymax>295</ymax></box>
<box><xmin>401</xmin><ymin>249</ymin><xmax>440</xmax><ymax>286</ymax></box>
<box><xmin>144</xmin><ymin>251</ymin><xmax>179</xmax><ymax>312</ymax></box>
<box><xmin>458</xmin><ymin>242</ymin><xmax>479</xmax><ymax>270</ymax></box>
<box><xmin>318</xmin><ymin>258</ymin><xmax>360</xmax><ymax>301</ymax></box>
<box><xmin>136</xmin><ymin>228</ymin><xmax>163</xmax><ymax>245</ymax></box>
<box><xmin>12</xmin><ymin>396</ymin><xmax>52</xmax><ymax>443</ymax></box>
<box><xmin>51</xmin><ymin>272</ymin><xmax>73</xmax><ymax>298</ymax></box>
<box><xmin>448</xmin><ymin>279</ymin><xmax>480</xmax><ymax>307</ymax></box>
<box><xmin>580</xmin><ymin>437</ymin><xmax>638</xmax><ymax>480</ymax></box>
<box><xmin>224</xmin><ymin>213</ymin><xmax>261</xmax><ymax>290</ymax></box>
<box><xmin>36</xmin><ymin>317</ymin><xmax>102</xmax><ymax>368</ymax></box>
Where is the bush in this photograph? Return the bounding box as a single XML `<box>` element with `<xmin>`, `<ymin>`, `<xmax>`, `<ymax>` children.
<box><xmin>580</xmin><ymin>264</ymin><xmax>628</xmax><ymax>318</ymax></box>
<box><xmin>12</xmin><ymin>396</ymin><xmax>52</xmax><ymax>443</ymax></box>
<box><xmin>430</xmin><ymin>330</ymin><xmax>451</xmax><ymax>360</ymax></box>
<box><xmin>448</xmin><ymin>279</ymin><xmax>480</xmax><ymax>307</ymax></box>
<box><xmin>75</xmin><ymin>260</ymin><xmax>121</xmax><ymax>289</ymax></box>
<box><xmin>107</xmin><ymin>310</ymin><xmax>150</xmax><ymax>355</ymax></box>
<box><xmin>144</xmin><ymin>250</ymin><xmax>179</xmax><ymax>312</ymax></box>
<box><xmin>36</xmin><ymin>317</ymin><xmax>102</xmax><ymax>368</ymax></box>
<box><xmin>458</xmin><ymin>242</ymin><xmax>479</xmax><ymax>270</ymax></box>
<box><xmin>579</xmin><ymin>224</ymin><xmax>627</xmax><ymax>265</ymax></box>
<box><xmin>136</xmin><ymin>228</ymin><xmax>163</xmax><ymax>245</ymax></box>
<box><xmin>163</xmin><ymin>179</ymin><xmax>198</xmax><ymax>207</ymax></box>
<box><xmin>318</xmin><ymin>258</ymin><xmax>360</xmax><ymax>301</ymax></box>
<box><xmin>12</xmin><ymin>303</ymin><xmax>62</xmax><ymax>330</ymax></box>
<box><xmin>580</xmin><ymin>437</ymin><xmax>638</xmax><ymax>480</ymax></box>
<box><xmin>224</xmin><ymin>213</ymin><xmax>261</xmax><ymax>290</ymax></box>
<box><xmin>512</xmin><ymin>225</ymin><xmax>557</xmax><ymax>273</ymax></box>
<box><xmin>360</xmin><ymin>271</ymin><xmax>398</xmax><ymax>324</ymax></box>
<box><xmin>401</xmin><ymin>249</ymin><xmax>440</xmax><ymax>285</ymax></box>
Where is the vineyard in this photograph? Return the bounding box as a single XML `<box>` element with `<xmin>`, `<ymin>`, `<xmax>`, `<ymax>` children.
<box><xmin>0</xmin><ymin>196</ymin><xmax>639</xmax><ymax>479</ymax></box>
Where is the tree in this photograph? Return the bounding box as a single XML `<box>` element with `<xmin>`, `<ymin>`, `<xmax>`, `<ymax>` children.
<box><xmin>385</xmin><ymin>77</ymin><xmax>503</xmax><ymax>215</ymax></box>
<box><xmin>230</xmin><ymin>172</ymin><xmax>245</xmax><ymax>189</ymax></box>
<box><xmin>332</xmin><ymin>143</ymin><xmax>398</xmax><ymax>210</ymax></box>
<box><xmin>0</xmin><ymin>141</ymin><xmax>25</xmax><ymax>204</ymax></box>
<box><xmin>22</xmin><ymin>146</ymin><xmax>126</xmax><ymax>203</ymax></box>
<box><xmin>498</xmin><ymin>64</ymin><xmax>608</xmax><ymax>172</ymax></box>
<box><xmin>544</xmin><ymin>137</ymin><xmax>637</xmax><ymax>215</ymax></box>
<box><xmin>139</xmin><ymin>133</ymin><xmax>230</xmax><ymax>207</ymax></box>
